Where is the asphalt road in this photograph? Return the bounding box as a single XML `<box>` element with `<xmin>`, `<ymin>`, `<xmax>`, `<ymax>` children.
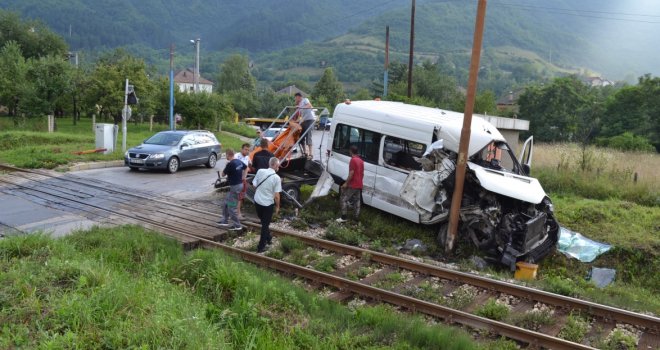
<box><xmin>80</xmin><ymin>129</ymin><xmax>331</xmax><ymax>198</ymax></box>
<box><xmin>0</xmin><ymin>129</ymin><xmax>332</xmax><ymax>237</ymax></box>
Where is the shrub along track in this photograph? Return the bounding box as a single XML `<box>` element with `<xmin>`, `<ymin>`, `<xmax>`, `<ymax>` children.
<box><xmin>0</xmin><ymin>164</ymin><xmax>657</xmax><ymax>349</ymax></box>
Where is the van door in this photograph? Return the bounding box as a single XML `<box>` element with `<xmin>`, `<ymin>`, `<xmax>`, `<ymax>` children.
<box><xmin>327</xmin><ymin>124</ymin><xmax>380</xmax><ymax>205</ymax></box>
<box><xmin>518</xmin><ymin>136</ymin><xmax>533</xmax><ymax>174</ymax></box>
<box><xmin>372</xmin><ymin>136</ymin><xmax>427</xmax><ymax>223</ymax></box>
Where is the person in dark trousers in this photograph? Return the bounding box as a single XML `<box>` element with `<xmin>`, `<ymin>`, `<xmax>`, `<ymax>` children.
<box><xmin>253</xmin><ymin>157</ymin><xmax>282</xmax><ymax>253</ymax></box>
<box><xmin>250</xmin><ymin>138</ymin><xmax>274</xmax><ymax>171</ymax></box>
<box><xmin>217</xmin><ymin>149</ymin><xmax>246</xmax><ymax>231</ymax></box>
<box><xmin>236</xmin><ymin>143</ymin><xmax>251</xmax><ymax>219</ymax></box>
<box><xmin>337</xmin><ymin>145</ymin><xmax>364</xmax><ymax>223</ymax></box>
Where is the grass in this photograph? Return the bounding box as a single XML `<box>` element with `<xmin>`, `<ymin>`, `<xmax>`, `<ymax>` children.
<box><xmin>600</xmin><ymin>329</ymin><xmax>638</xmax><ymax>350</ymax></box>
<box><xmin>372</xmin><ymin>272</ymin><xmax>406</xmax><ymax>290</ymax></box>
<box><xmin>0</xmin><ymin>116</ymin><xmax>244</xmax><ymax>169</ymax></box>
<box><xmin>551</xmin><ymin>196</ymin><xmax>660</xmax><ymax>252</ymax></box>
<box><xmin>220</xmin><ymin>121</ymin><xmax>259</xmax><ymax>138</ymax></box>
<box><xmin>558</xmin><ymin>313</ymin><xmax>590</xmax><ymax>343</ymax></box>
<box><xmin>533</xmin><ymin>143</ymin><xmax>659</xmax><ymax>206</ymax></box>
<box><xmin>474</xmin><ymin>299</ymin><xmax>510</xmax><ymax>321</ymax></box>
<box><xmin>510</xmin><ymin>309</ymin><xmax>554</xmax><ymax>331</ymax></box>
<box><xmin>0</xmin><ymin>226</ymin><xmax>488</xmax><ymax>349</ymax></box>
<box><xmin>325</xmin><ymin>222</ymin><xmax>366</xmax><ymax>246</ymax></box>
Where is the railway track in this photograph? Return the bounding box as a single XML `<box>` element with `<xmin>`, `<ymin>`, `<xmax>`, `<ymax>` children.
<box><xmin>1</xmin><ymin>164</ymin><xmax>658</xmax><ymax>349</ymax></box>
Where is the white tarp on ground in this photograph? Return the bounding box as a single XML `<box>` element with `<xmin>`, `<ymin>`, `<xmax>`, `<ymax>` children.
<box><xmin>557</xmin><ymin>226</ymin><xmax>612</xmax><ymax>262</ymax></box>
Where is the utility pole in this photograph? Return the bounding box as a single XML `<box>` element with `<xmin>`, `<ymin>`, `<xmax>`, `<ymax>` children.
<box><xmin>191</xmin><ymin>38</ymin><xmax>201</xmax><ymax>93</ymax></box>
<box><xmin>384</xmin><ymin>25</ymin><xmax>390</xmax><ymax>98</ymax></box>
<box><xmin>122</xmin><ymin>79</ymin><xmax>129</xmax><ymax>152</ymax></box>
<box><xmin>407</xmin><ymin>0</ymin><xmax>416</xmax><ymax>98</ymax></box>
<box><xmin>446</xmin><ymin>0</ymin><xmax>488</xmax><ymax>252</ymax></box>
<box><xmin>169</xmin><ymin>44</ymin><xmax>175</xmax><ymax>130</ymax></box>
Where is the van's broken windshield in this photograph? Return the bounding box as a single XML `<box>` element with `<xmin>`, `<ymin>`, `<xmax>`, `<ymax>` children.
<box><xmin>474</xmin><ymin>141</ymin><xmax>521</xmax><ymax>174</ymax></box>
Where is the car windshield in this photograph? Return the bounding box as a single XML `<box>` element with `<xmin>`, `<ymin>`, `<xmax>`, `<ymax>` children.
<box><xmin>144</xmin><ymin>133</ymin><xmax>183</xmax><ymax>146</ymax></box>
<box><xmin>263</xmin><ymin>129</ymin><xmax>281</xmax><ymax>138</ymax></box>
<box><xmin>474</xmin><ymin>141</ymin><xmax>521</xmax><ymax>174</ymax></box>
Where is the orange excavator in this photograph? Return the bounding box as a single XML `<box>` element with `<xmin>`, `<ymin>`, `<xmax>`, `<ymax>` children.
<box><xmin>248</xmin><ymin>119</ymin><xmax>302</xmax><ymax>167</ymax></box>
<box><xmin>216</xmin><ymin>106</ymin><xmax>327</xmax><ymax>207</ymax></box>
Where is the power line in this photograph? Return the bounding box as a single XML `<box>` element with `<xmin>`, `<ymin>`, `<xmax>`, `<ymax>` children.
<box><xmin>492</xmin><ymin>1</ymin><xmax>660</xmax><ymax>18</ymax></box>
<box><xmin>491</xmin><ymin>2</ymin><xmax>660</xmax><ymax>24</ymax></box>
<box><xmin>318</xmin><ymin>0</ymin><xmax>405</xmax><ymax>29</ymax></box>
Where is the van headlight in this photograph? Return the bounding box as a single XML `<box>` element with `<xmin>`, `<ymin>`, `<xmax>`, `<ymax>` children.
<box><xmin>149</xmin><ymin>153</ymin><xmax>165</xmax><ymax>160</ymax></box>
<box><xmin>124</xmin><ymin>151</ymin><xmax>129</xmax><ymax>157</ymax></box>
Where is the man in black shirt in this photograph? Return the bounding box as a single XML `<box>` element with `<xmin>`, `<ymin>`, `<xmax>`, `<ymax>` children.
<box><xmin>218</xmin><ymin>149</ymin><xmax>246</xmax><ymax>231</ymax></box>
<box><xmin>250</xmin><ymin>138</ymin><xmax>275</xmax><ymax>172</ymax></box>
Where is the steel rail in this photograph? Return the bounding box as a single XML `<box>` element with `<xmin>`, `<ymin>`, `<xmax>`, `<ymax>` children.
<box><xmin>0</xmin><ymin>173</ymin><xmax>592</xmax><ymax>349</ymax></box>
<box><xmin>1</xmin><ymin>164</ymin><xmax>658</xmax><ymax>334</ymax></box>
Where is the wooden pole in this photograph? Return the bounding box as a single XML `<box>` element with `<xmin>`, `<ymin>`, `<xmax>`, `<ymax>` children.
<box><xmin>407</xmin><ymin>0</ymin><xmax>415</xmax><ymax>98</ymax></box>
<box><xmin>446</xmin><ymin>0</ymin><xmax>488</xmax><ymax>252</ymax></box>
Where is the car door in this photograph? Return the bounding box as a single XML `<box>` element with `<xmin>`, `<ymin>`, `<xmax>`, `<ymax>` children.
<box><xmin>372</xmin><ymin>136</ymin><xmax>427</xmax><ymax>223</ymax></box>
<box><xmin>178</xmin><ymin>134</ymin><xmax>197</xmax><ymax>166</ymax></box>
<box><xmin>518</xmin><ymin>136</ymin><xmax>533</xmax><ymax>175</ymax></box>
<box><xmin>194</xmin><ymin>133</ymin><xmax>212</xmax><ymax>164</ymax></box>
<box><xmin>327</xmin><ymin>124</ymin><xmax>379</xmax><ymax>205</ymax></box>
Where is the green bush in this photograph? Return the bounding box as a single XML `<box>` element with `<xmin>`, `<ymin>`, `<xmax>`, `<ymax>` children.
<box><xmin>474</xmin><ymin>299</ymin><xmax>509</xmax><ymax>321</ymax></box>
<box><xmin>511</xmin><ymin>309</ymin><xmax>554</xmax><ymax>330</ymax></box>
<box><xmin>558</xmin><ymin>314</ymin><xmax>589</xmax><ymax>343</ymax></box>
<box><xmin>596</xmin><ymin>132</ymin><xmax>655</xmax><ymax>152</ymax></box>
<box><xmin>220</xmin><ymin>121</ymin><xmax>259</xmax><ymax>138</ymax></box>
<box><xmin>279</xmin><ymin>236</ymin><xmax>305</xmax><ymax>254</ymax></box>
<box><xmin>313</xmin><ymin>256</ymin><xmax>337</xmax><ymax>273</ymax></box>
<box><xmin>602</xmin><ymin>329</ymin><xmax>637</xmax><ymax>350</ymax></box>
<box><xmin>325</xmin><ymin>223</ymin><xmax>365</xmax><ymax>246</ymax></box>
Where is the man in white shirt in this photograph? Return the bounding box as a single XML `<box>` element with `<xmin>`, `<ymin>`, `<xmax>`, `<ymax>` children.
<box><xmin>292</xmin><ymin>92</ymin><xmax>315</xmax><ymax>159</ymax></box>
<box><xmin>252</xmin><ymin>157</ymin><xmax>282</xmax><ymax>252</ymax></box>
<box><xmin>235</xmin><ymin>143</ymin><xmax>250</xmax><ymax>219</ymax></box>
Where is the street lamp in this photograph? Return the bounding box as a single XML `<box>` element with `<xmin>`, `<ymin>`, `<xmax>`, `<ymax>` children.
<box><xmin>190</xmin><ymin>38</ymin><xmax>200</xmax><ymax>93</ymax></box>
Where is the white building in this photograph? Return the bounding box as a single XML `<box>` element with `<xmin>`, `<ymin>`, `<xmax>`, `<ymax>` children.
<box><xmin>174</xmin><ymin>68</ymin><xmax>214</xmax><ymax>93</ymax></box>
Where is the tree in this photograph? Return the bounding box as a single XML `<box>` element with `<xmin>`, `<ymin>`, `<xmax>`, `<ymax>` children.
<box><xmin>82</xmin><ymin>49</ymin><xmax>155</xmax><ymax>123</ymax></box>
<box><xmin>176</xmin><ymin>92</ymin><xmax>234</xmax><ymax>130</ymax></box>
<box><xmin>313</xmin><ymin>67</ymin><xmax>345</xmax><ymax>110</ymax></box>
<box><xmin>601</xmin><ymin>74</ymin><xmax>660</xmax><ymax>151</ymax></box>
<box><xmin>20</xmin><ymin>55</ymin><xmax>72</xmax><ymax>118</ymax></box>
<box><xmin>518</xmin><ymin>76</ymin><xmax>601</xmax><ymax>142</ymax></box>
<box><xmin>352</xmin><ymin>88</ymin><xmax>372</xmax><ymax>101</ymax></box>
<box><xmin>0</xmin><ymin>10</ymin><xmax>67</xmax><ymax>59</ymax></box>
<box><xmin>217</xmin><ymin>54</ymin><xmax>256</xmax><ymax>93</ymax></box>
<box><xmin>257</xmin><ymin>89</ymin><xmax>292</xmax><ymax>118</ymax></box>
<box><xmin>0</xmin><ymin>41</ymin><xmax>28</xmax><ymax>117</ymax></box>
<box><xmin>453</xmin><ymin>90</ymin><xmax>498</xmax><ymax>115</ymax></box>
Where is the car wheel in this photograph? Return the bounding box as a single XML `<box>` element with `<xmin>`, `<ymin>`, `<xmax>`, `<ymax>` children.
<box><xmin>167</xmin><ymin>157</ymin><xmax>180</xmax><ymax>174</ymax></box>
<box><xmin>205</xmin><ymin>153</ymin><xmax>217</xmax><ymax>168</ymax></box>
<box><xmin>129</xmin><ymin>166</ymin><xmax>139</xmax><ymax>171</ymax></box>
<box><xmin>437</xmin><ymin>224</ymin><xmax>449</xmax><ymax>249</ymax></box>
<box><xmin>281</xmin><ymin>184</ymin><xmax>301</xmax><ymax>205</ymax></box>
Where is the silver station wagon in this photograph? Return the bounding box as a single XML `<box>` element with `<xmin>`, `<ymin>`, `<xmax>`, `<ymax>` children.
<box><xmin>125</xmin><ymin>130</ymin><xmax>221</xmax><ymax>173</ymax></box>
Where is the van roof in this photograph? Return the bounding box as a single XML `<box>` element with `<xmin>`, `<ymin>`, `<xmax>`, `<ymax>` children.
<box><xmin>333</xmin><ymin>101</ymin><xmax>505</xmax><ymax>155</ymax></box>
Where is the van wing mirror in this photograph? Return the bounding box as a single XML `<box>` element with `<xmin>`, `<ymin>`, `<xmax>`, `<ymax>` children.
<box><xmin>518</xmin><ymin>136</ymin><xmax>534</xmax><ymax>169</ymax></box>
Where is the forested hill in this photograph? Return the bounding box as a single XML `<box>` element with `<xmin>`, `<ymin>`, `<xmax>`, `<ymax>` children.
<box><xmin>0</xmin><ymin>0</ymin><xmax>395</xmax><ymax>51</ymax></box>
<box><xmin>344</xmin><ymin>0</ymin><xmax>660</xmax><ymax>79</ymax></box>
<box><xmin>1</xmin><ymin>0</ymin><xmax>658</xmax><ymax>79</ymax></box>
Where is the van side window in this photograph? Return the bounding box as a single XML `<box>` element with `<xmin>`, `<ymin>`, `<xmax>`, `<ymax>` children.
<box><xmin>332</xmin><ymin>124</ymin><xmax>380</xmax><ymax>163</ymax></box>
<box><xmin>382</xmin><ymin>136</ymin><xmax>426</xmax><ymax>170</ymax></box>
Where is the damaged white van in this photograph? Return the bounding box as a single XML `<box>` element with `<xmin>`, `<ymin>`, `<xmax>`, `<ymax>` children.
<box><xmin>325</xmin><ymin>101</ymin><xmax>559</xmax><ymax>268</ymax></box>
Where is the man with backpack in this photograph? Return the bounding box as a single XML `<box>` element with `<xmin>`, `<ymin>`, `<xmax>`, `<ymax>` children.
<box><xmin>253</xmin><ymin>157</ymin><xmax>282</xmax><ymax>252</ymax></box>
